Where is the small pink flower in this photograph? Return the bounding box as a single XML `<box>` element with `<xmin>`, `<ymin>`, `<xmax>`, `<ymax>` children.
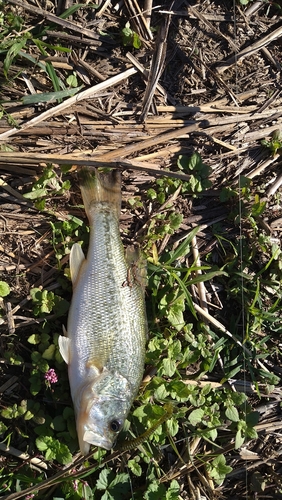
<box><xmin>44</xmin><ymin>368</ymin><xmax>58</xmax><ymax>384</ymax></box>
<box><xmin>25</xmin><ymin>495</ymin><xmax>35</xmax><ymax>500</ymax></box>
<box><xmin>73</xmin><ymin>480</ymin><xmax>78</xmax><ymax>492</ymax></box>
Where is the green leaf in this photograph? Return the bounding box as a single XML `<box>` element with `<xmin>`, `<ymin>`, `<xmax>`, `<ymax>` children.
<box><xmin>177</xmin><ymin>154</ymin><xmax>189</xmax><ymax>170</ymax></box>
<box><xmin>147</xmin><ymin>188</ymin><xmax>157</xmax><ymax>200</ymax></box>
<box><xmin>252</xmin><ymin>196</ymin><xmax>266</xmax><ymax>217</ymax></box>
<box><xmin>0</xmin><ymin>421</ymin><xmax>8</xmax><ymax>434</ymax></box>
<box><xmin>52</xmin><ymin>296</ymin><xmax>69</xmax><ymax>317</ymax></box>
<box><xmin>225</xmin><ymin>406</ymin><xmax>240</xmax><ymax>422</ymax></box>
<box><xmin>188</xmin><ymin>152</ymin><xmax>202</xmax><ymax>171</ymax></box>
<box><xmin>164</xmin><ymin>226</ymin><xmax>200</xmax><ymax>265</ymax></box>
<box><xmin>169</xmin><ymin>212</ymin><xmax>183</xmax><ymax>230</ymax></box>
<box><xmin>168</xmin><ymin>380</ymin><xmax>191</xmax><ymax>401</ymax></box>
<box><xmin>121</xmin><ymin>23</ymin><xmax>132</xmax><ymax>44</ymax></box>
<box><xmin>29</xmin><ymin>373</ymin><xmax>42</xmax><ymax>395</ymax></box>
<box><xmin>132</xmin><ymin>31</ymin><xmax>141</xmax><ymax>49</ymax></box>
<box><xmin>60</xmin><ymin>3</ymin><xmax>91</xmax><ymax>19</ymax></box>
<box><xmin>45</xmin><ymin>61</ymin><xmax>61</xmax><ymax>92</ymax></box>
<box><xmin>246</xmin><ymin>426</ymin><xmax>258</xmax><ymax>439</ymax></box>
<box><xmin>235</xmin><ymin>428</ymin><xmax>244</xmax><ymax>449</ymax></box>
<box><xmin>133</xmin><ymin>405</ymin><xmax>147</xmax><ymax>420</ymax></box>
<box><xmin>63</xmin><ymin>406</ymin><xmax>74</xmax><ymax>420</ymax></box>
<box><xmin>128</xmin><ymin>458</ymin><xmax>142</xmax><ymax>476</ymax></box>
<box><xmin>36</xmin><ymin>435</ymin><xmax>50</xmax><ymax>451</ymax></box>
<box><xmin>56</xmin><ymin>442</ymin><xmax>72</xmax><ymax>464</ymax></box>
<box><xmin>66</xmin><ymin>74</ymin><xmax>78</xmax><ymax>87</ymax></box>
<box><xmin>42</xmin><ymin>344</ymin><xmax>56</xmax><ymax>360</ymax></box>
<box><xmin>161</xmin><ymin>358</ymin><xmax>177</xmax><ymax>377</ymax></box>
<box><xmin>34</xmin><ymin>199</ymin><xmax>46</xmax><ymax>211</ymax></box>
<box><xmin>1</xmin><ymin>407</ymin><xmax>14</xmax><ymax>419</ymax></box>
<box><xmin>246</xmin><ymin>411</ymin><xmax>260</xmax><ymax>427</ymax></box>
<box><xmin>188</xmin><ymin>408</ymin><xmax>204</xmax><ymax>425</ymax></box>
<box><xmin>121</xmin><ymin>22</ymin><xmax>141</xmax><ymax>49</ymax></box>
<box><xmin>45</xmin><ymin>447</ymin><xmax>56</xmax><ymax>461</ymax></box>
<box><xmin>101</xmin><ymin>493</ymin><xmax>113</xmax><ymax>500</ymax></box>
<box><xmin>201</xmin><ymin>383</ymin><xmax>212</xmax><ymax>396</ymax></box>
<box><xmin>31</xmin><ymin>351</ymin><xmax>49</xmax><ymax>372</ymax></box>
<box><xmin>108</xmin><ymin>472</ymin><xmax>129</xmax><ymax>491</ymax></box>
<box><xmin>96</xmin><ymin>469</ymin><xmax>111</xmax><ymax>490</ymax></box>
<box><xmin>208</xmin><ymin>454</ymin><xmax>232</xmax><ymax>485</ymax></box>
<box><xmin>27</xmin><ymin>334</ymin><xmax>41</xmax><ymax>345</ymax></box>
<box><xmin>166</xmin><ymin>418</ymin><xmax>179</xmax><ymax>437</ymax></box>
<box><xmin>202</xmin><ymin>427</ymin><xmax>218</xmax><ymax>441</ymax></box>
<box><xmin>22</xmin><ymin>86</ymin><xmax>82</xmax><ymax>105</ymax></box>
<box><xmin>190</xmin><ymin>174</ymin><xmax>200</xmax><ymax>192</ymax></box>
<box><xmin>53</xmin><ymin>415</ymin><xmax>66</xmax><ymax>432</ymax></box>
<box><xmin>23</xmin><ymin>188</ymin><xmax>47</xmax><ymax>200</ymax></box>
<box><xmin>3</xmin><ymin>35</ymin><xmax>29</xmax><ymax>77</ymax></box>
<box><xmin>184</xmin><ymin>270</ymin><xmax>227</xmax><ymax>287</ymax></box>
<box><xmin>168</xmin><ymin>339</ymin><xmax>182</xmax><ymax>358</ymax></box>
<box><xmin>167</xmin><ymin>300</ymin><xmax>185</xmax><ymax>331</ymax></box>
<box><xmin>166</xmin><ymin>479</ymin><xmax>180</xmax><ymax>499</ymax></box>
<box><xmin>36</xmin><ymin>436</ymin><xmax>72</xmax><ymax>464</ymax></box>
<box><xmin>154</xmin><ymin>383</ymin><xmax>169</xmax><ymax>400</ymax></box>
<box><xmin>24</xmin><ymin>410</ymin><xmax>34</xmax><ymax>420</ymax></box>
<box><xmin>0</xmin><ymin>281</ymin><xmax>10</xmax><ymax>297</ymax></box>
<box><xmin>144</xmin><ymin>481</ymin><xmax>167</xmax><ymax>500</ymax></box>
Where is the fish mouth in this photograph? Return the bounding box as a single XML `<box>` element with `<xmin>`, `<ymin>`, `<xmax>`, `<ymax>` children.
<box><xmin>83</xmin><ymin>430</ymin><xmax>114</xmax><ymax>451</ymax></box>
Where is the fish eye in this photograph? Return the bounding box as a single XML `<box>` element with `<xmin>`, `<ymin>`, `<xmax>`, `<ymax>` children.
<box><xmin>109</xmin><ymin>419</ymin><xmax>122</xmax><ymax>433</ymax></box>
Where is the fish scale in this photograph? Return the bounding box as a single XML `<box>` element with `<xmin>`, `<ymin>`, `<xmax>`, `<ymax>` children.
<box><xmin>59</xmin><ymin>169</ymin><xmax>147</xmax><ymax>454</ymax></box>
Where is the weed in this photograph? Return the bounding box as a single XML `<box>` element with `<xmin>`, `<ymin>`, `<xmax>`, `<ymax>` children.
<box><xmin>121</xmin><ymin>22</ymin><xmax>142</xmax><ymax>49</ymax></box>
<box><xmin>1</xmin><ymin>165</ymin><xmax>281</xmax><ymax>497</ymax></box>
<box><xmin>147</xmin><ymin>152</ymin><xmax>212</xmax><ymax>206</ymax></box>
<box><xmin>261</xmin><ymin>129</ymin><xmax>282</xmax><ymax>156</ymax></box>
<box><xmin>0</xmin><ymin>281</ymin><xmax>10</xmax><ymax>297</ymax></box>
<box><xmin>23</xmin><ymin>164</ymin><xmax>71</xmax><ymax>210</ymax></box>
<box><xmin>177</xmin><ymin>152</ymin><xmax>212</xmax><ymax>193</ymax></box>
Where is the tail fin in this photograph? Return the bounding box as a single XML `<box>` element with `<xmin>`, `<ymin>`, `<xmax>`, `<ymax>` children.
<box><xmin>78</xmin><ymin>168</ymin><xmax>121</xmax><ymax>220</ymax></box>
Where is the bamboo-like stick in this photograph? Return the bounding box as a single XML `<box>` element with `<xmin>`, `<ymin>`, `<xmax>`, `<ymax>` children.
<box><xmin>0</xmin><ymin>442</ymin><xmax>48</xmax><ymax>470</ymax></box>
<box><xmin>246</xmin><ymin>154</ymin><xmax>280</xmax><ymax>179</ymax></box>
<box><xmin>143</xmin><ymin>0</ymin><xmax>153</xmax><ymax>29</ymax></box>
<box><xmin>267</xmin><ymin>172</ymin><xmax>282</xmax><ymax>196</ymax></box>
<box><xmin>94</xmin><ymin>123</ymin><xmax>199</xmax><ymax>160</ymax></box>
<box><xmin>126</xmin><ymin>52</ymin><xmax>167</xmax><ymax>97</ymax></box>
<box><xmin>96</xmin><ymin>0</ymin><xmax>112</xmax><ymax>18</ymax></box>
<box><xmin>1</xmin><ymin>105</ymin><xmax>280</xmax><ymax>142</ymax></box>
<box><xmin>217</xmin><ymin>25</ymin><xmax>282</xmax><ymax>74</ymax></box>
<box><xmin>0</xmin><ymin>67</ymin><xmax>137</xmax><ymax>142</ymax></box>
<box><xmin>7</xmin><ymin>0</ymin><xmax>101</xmax><ymax>40</ymax></box>
<box><xmin>191</xmin><ymin>236</ymin><xmax>209</xmax><ymax>314</ymax></box>
<box><xmin>0</xmin><ymin>153</ymin><xmax>193</xmax><ymax>181</ymax></box>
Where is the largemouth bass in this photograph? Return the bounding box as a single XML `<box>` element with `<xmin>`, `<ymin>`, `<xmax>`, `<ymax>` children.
<box><xmin>59</xmin><ymin>169</ymin><xmax>147</xmax><ymax>454</ymax></box>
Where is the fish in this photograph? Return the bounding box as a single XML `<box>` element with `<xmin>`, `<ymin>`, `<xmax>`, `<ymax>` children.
<box><xmin>59</xmin><ymin>168</ymin><xmax>147</xmax><ymax>455</ymax></box>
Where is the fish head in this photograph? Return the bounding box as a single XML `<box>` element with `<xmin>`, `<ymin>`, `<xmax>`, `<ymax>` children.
<box><xmin>76</xmin><ymin>370</ymin><xmax>133</xmax><ymax>454</ymax></box>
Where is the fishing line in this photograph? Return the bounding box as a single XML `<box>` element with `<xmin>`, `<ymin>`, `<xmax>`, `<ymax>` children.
<box><xmin>233</xmin><ymin>0</ymin><xmax>248</xmax><ymax>496</ymax></box>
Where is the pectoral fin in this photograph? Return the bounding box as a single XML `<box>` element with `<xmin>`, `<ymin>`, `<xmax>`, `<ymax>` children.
<box><xmin>70</xmin><ymin>243</ymin><xmax>85</xmax><ymax>286</ymax></box>
<box><xmin>58</xmin><ymin>333</ymin><xmax>70</xmax><ymax>364</ymax></box>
